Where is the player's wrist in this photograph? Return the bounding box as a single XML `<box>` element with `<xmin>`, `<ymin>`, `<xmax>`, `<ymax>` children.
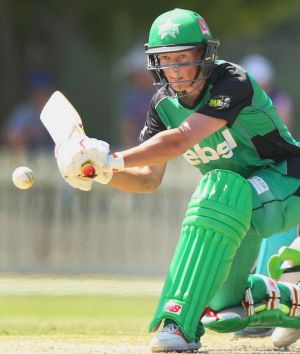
<box><xmin>107</xmin><ymin>153</ymin><xmax>125</xmax><ymax>172</ymax></box>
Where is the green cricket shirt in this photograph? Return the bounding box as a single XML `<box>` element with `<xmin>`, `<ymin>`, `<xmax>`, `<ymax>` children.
<box><xmin>139</xmin><ymin>60</ymin><xmax>300</xmax><ymax>179</ymax></box>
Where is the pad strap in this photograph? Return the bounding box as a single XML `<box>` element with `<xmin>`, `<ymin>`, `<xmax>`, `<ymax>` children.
<box><xmin>278</xmin><ymin>281</ymin><xmax>300</xmax><ymax>317</ymax></box>
<box><xmin>255</xmin><ymin>274</ymin><xmax>281</xmax><ymax>310</ymax></box>
<box><xmin>243</xmin><ymin>275</ymin><xmax>280</xmax><ymax>315</ymax></box>
<box><xmin>244</xmin><ymin>287</ymin><xmax>255</xmax><ymax>316</ymax></box>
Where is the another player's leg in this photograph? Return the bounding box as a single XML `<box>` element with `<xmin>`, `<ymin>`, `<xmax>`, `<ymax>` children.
<box><xmin>270</xmin><ymin>235</ymin><xmax>300</xmax><ymax>348</ymax></box>
<box><xmin>234</xmin><ymin>228</ymin><xmax>297</xmax><ymax>338</ymax></box>
<box><xmin>149</xmin><ymin>169</ymin><xmax>252</xmax><ymax>352</ymax></box>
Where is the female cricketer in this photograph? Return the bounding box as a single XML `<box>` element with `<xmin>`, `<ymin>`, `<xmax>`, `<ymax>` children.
<box><xmin>55</xmin><ymin>8</ymin><xmax>300</xmax><ymax>352</ymax></box>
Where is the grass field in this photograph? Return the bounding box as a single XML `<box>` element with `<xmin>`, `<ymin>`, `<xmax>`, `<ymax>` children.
<box><xmin>0</xmin><ymin>295</ymin><xmax>156</xmax><ymax>336</ymax></box>
<box><xmin>0</xmin><ymin>276</ymin><xmax>161</xmax><ymax>337</ymax></box>
<box><xmin>0</xmin><ymin>276</ymin><xmax>300</xmax><ymax>353</ymax></box>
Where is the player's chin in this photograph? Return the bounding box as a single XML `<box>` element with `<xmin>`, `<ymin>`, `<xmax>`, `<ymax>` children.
<box><xmin>170</xmin><ymin>83</ymin><xmax>190</xmax><ymax>92</ymax></box>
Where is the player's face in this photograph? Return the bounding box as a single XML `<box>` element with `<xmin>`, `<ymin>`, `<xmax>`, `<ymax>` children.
<box><xmin>159</xmin><ymin>49</ymin><xmax>203</xmax><ymax>92</ymax></box>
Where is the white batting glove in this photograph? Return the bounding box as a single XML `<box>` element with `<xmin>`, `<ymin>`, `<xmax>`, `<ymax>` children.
<box><xmin>55</xmin><ymin>137</ymin><xmax>110</xmax><ymax>191</ymax></box>
<box><xmin>91</xmin><ymin>153</ymin><xmax>124</xmax><ymax>186</ymax></box>
<box><xmin>93</xmin><ymin>170</ymin><xmax>113</xmax><ymax>185</ymax></box>
<box><xmin>92</xmin><ymin>153</ymin><xmax>124</xmax><ymax>185</ymax></box>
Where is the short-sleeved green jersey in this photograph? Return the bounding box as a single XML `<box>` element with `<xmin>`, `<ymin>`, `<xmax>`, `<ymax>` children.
<box><xmin>140</xmin><ymin>60</ymin><xmax>300</xmax><ymax>179</ymax></box>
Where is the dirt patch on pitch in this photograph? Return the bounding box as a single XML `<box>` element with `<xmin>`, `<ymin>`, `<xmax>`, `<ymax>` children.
<box><xmin>0</xmin><ymin>335</ymin><xmax>299</xmax><ymax>353</ymax></box>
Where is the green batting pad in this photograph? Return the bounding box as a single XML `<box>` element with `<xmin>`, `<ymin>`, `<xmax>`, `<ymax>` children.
<box><xmin>149</xmin><ymin>170</ymin><xmax>252</xmax><ymax>341</ymax></box>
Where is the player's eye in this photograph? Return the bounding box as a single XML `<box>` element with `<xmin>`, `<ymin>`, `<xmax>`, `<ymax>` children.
<box><xmin>160</xmin><ymin>55</ymin><xmax>169</xmax><ymax>62</ymax></box>
<box><xmin>177</xmin><ymin>54</ymin><xmax>190</xmax><ymax>62</ymax></box>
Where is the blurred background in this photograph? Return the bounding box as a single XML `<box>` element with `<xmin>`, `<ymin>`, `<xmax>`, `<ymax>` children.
<box><xmin>0</xmin><ymin>0</ymin><xmax>300</xmax><ymax>276</ymax></box>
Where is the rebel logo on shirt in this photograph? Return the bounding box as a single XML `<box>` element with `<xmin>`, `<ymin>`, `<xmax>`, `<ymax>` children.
<box><xmin>183</xmin><ymin>128</ymin><xmax>237</xmax><ymax>165</ymax></box>
<box><xmin>208</xmin><ymin>95</ymin><xmax>231</xmax><ymax>110</ymax></box>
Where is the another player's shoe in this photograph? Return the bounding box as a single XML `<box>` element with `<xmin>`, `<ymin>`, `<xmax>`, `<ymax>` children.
<box><xmin>272</xmin><ymin>327</ymin><xmax>300</xmax><ymax>348</ymax></box>
<box><xmin>269</xmin><ymin>235</ymin><xmax>300</xmax><ymax>348</ymax></box>
<box><xmin>150</xmin><ymin>322</ymin><xmax>200</xmax><ymax>352</ymax></box>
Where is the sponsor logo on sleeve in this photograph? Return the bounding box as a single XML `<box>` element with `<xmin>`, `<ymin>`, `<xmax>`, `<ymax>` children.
<box><xmin>208</xmin><ymin>95</ymin><xmax>231</xmax><ymax>110</ymax></box>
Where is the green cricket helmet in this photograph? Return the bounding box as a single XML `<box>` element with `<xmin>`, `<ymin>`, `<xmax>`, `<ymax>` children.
<box><xmin>145</xmin><ymin>8</ymin><xmax>219</xmax><ymax>96</ymax></box>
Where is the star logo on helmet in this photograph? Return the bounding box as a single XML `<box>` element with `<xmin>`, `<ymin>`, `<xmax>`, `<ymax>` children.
<box><xmin>158</xmin><ymin>19</ymin><xmax>181</xmax><ymax>39</ymax></box>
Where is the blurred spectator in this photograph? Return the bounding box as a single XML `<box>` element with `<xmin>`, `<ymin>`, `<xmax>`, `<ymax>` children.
<box><xmin>2</xmin><ymin>71</ymin><xmax>54</xmax><ymax>154</ymax></box>
<box><xmin>240</xmin><ymin>54</ymin><xmax>295</xmax><ymax>133</ymax></box>
<box><xmin>119</xmin><ymin>45</ymin><xmax>155</xmax><ymax>148</ymax></box>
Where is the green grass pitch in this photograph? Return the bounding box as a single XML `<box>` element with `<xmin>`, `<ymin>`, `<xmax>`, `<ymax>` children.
<box><xmin>0</xmin><ymin>294</ymin><xmax>158</xmax><ymax>336</ymax></box>
<box><xmin>0</xmin><ymin>278</ymin><xmax>293</xmax><ymax>353</ymax></box>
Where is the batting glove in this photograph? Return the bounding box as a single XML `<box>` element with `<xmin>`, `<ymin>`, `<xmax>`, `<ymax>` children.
<box><xmin>55</xmin><ymin>137</ymin><xmax>110</xmax><ymax>191</ymax></box>
<box><xmin>92</xmin><ymin>153</ymin><xmax>124</xmax><ymax>185</ymax></box>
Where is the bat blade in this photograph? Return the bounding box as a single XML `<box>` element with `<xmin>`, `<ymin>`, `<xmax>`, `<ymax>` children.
<box><xmin>40</xmin><ymin>91</ymin><xmax>85</xmax><ymax>145</ymax></box>
<box><xmin>40</xmin><ymin>91</ymin><xmax>95</xmax><ymax>178</ymax></box>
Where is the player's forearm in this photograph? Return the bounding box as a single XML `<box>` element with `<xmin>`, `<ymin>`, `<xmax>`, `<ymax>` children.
<box><xmin>108</xmin><ymin>166</ymin><xmax>165</xmax><ymax>193</ymax></box>
<box><xmin>118</xmin><ymin>114</ymin><xmax>227</xmax><ymax>168</ymax></box>
<box><xmin>120</xmin><ymin>129</ymin><xmax>188</xmax><ymax>168</ymax></box>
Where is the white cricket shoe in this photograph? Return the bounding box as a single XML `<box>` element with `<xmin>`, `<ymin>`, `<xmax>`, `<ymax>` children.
<box><xmin>150</xmin><ymin>323</ymin><xmax>200</xmax><ymax>352</ymax></box>
<box><xmin>272</xmin><ymin>327</ymin><xmax>300</xmax><ymax>348</ymax></box>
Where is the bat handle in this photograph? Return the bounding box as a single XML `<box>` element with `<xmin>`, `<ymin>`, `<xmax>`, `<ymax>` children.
<box><xmin>82</xmin><ymin>163</ymin><xmax>96</xmax><ymax>178</ymax></box>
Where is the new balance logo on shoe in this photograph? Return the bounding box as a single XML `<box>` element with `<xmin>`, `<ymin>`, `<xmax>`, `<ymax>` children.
<box><xmin>183</xmin><ymin>128</ymin><xmax>237</xmax><ymax>165</ymax></box>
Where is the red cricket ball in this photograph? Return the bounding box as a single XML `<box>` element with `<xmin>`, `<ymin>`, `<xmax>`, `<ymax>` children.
<box><xmin>82</xmin><ymin>164</ymin><xmax>96</xmax><ymax>178</ymax></box>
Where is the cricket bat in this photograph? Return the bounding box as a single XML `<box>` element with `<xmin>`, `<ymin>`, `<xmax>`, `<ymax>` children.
<box><xmin>40</xmin><ymin>91</ymin><xmax>96</xmax><ymax>177</ymax></box>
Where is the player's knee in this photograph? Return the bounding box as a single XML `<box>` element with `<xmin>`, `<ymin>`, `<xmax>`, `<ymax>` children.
<box><xmin>184</xmin><ymin>169</ymin><xmax>252</xmax><ymax>243</ymax></box>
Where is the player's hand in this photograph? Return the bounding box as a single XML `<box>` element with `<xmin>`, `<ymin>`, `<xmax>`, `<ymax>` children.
<box><xmin>91</xmin><ymin>154</ymin><xmax>124</xmax><ymax>185</ymax></box>
<box><xmin>55</xmin><ymin>137</ymin><xmax>110</xmax><ymax>191</ymax></box>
